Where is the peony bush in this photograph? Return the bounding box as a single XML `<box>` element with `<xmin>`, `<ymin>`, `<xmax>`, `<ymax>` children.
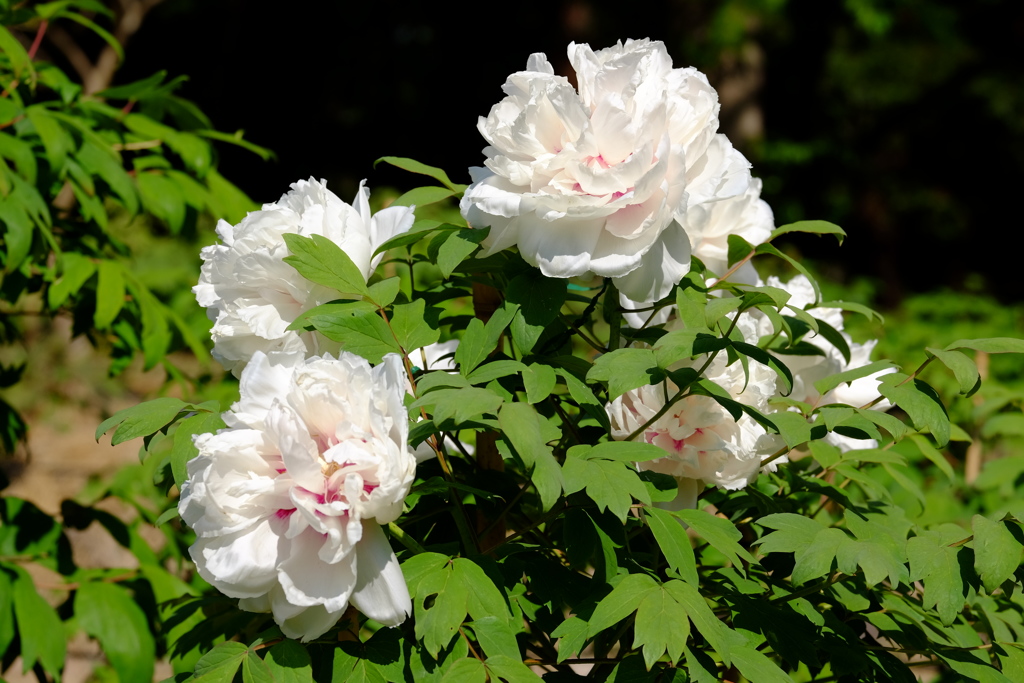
<box><xmin>6</xmin><ymin>31</ymin><xmax>1024</xmax><ymax>683</ymax></box>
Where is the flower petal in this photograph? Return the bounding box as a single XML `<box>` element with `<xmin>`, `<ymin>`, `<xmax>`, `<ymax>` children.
<box><xmin>349</xmin><ymin>522</ymin><xmax>411</xmax><ymax>627</ymax></box>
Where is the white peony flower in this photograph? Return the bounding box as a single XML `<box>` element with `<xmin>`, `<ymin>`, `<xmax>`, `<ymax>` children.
<box><xmin>607</xmin><ymin>313</ymin><xmax>783</xmax><ymax>508</ymax></box>
<box><xmin>178</xmin><ymin>350</ymin><xmax>417</xmax><ymax>641</ymax></box>
<box><xmin>461</xmin><ymin>39</ymin><xmax>756</xmax><ymax>303</ymax></box>
<box><xmin>619</xmin><ymin>177</ymin><xmax>774</xmax><ymax>328</ymax></box>
<box><xmin>195</xmin><ymin>178</ymin><xmax>415</xmax><ymax>376</ymax></box>
<box><xmin>760</xmin><ymin>275</ymin><xmax>893</xmax><ymax>450</ymax></box>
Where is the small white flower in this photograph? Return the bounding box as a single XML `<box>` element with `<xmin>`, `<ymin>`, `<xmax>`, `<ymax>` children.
<box><xmin>195</xmin><ymin>178</ymin><xmax>415</xmax><ymax>376</ymax></box>
<box><xmin>461</xmin><ymin>39</ymin><xmax>755</xmax><ymax>303</ymax></box>
<box><xmin>179</xmin><ymin>350</ymin><xmax>417</xmax><ymax>641</ymax></box>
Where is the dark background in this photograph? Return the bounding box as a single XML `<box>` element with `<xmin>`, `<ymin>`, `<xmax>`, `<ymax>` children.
<box><xmin>112</xmin><ymin>0</ymin><xmax>1024</xmax><ymax>307</ymax></box>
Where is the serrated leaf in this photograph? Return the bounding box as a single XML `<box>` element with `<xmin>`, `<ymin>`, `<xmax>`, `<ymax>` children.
<box><xmin>193</xmin><ymin>642</ymin><xmax>249</xmax><ymax>683</ymax></box>
<box><xmin>756</xmin><ymin>513</ymin><xmax>824</xmax><ymax>555</ymax></box>
<box><xmin>663</xmin><ymin>580</ymin><xmax>735</xmax><ymax>664</ymax></box>
<box><xmin>972</xmin><ymin>515</ymin><xmax>1023</xmax><ymax>593</ymax></box>
<box><xmin>282</xmin><ymin>233</ymin><xmax>369</xmax><ymax>295</ymax></box>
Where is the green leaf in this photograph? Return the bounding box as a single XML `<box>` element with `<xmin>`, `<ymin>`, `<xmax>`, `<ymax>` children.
<box><xmin>454</xmin><ymin>558</ymin><xmax>510</xmax><ymax>623</ymax></box>
<box><xmin>587</xmin><ymin>348</ymin><xmax>661</xmax><ymax>399</ymax></box>
<box><xmin>394</xmin><ymin>185</ymin><xmax>456</xmax><ymax>207</ymax></box>
<box><xmin>437</xmin><ymin>228</ymin><xmax>489</xmax><ymax>277</ymax></box>
<box><xmin>264</xmin><ymin>643</ymin><xmax>311</xmax><ymax>683</ymax></box>
<box><xmin>498</xmin><ymin>402</ymin><xmax>563</xmax><ymax>511</ymax></box>
<box><xmin>551</xmin><ymin>617</ymin><xmax>590</xmax><ymax>663</ymax></box>
<box><xmin>391</xmin><ymin>299</ymin><xmax>441</xmax><ymax>351</ymax></box>
<box><xmin>282</xmin><ymin>233</ymin><xmax>369</xmax><ymax>296</ymax></box>
<box><xmin>755</xmin><ymin>513</ymin><xmax>824</xmax><ymax>555</ymax></box>
<box><xmin>644</xmin><ymin>507</ymin><xmax>699</xmax><ymax>584</ymax></box>
<box><xmin>455</xmin><ymin>318</ymin><xmax>489</xmax><ymax>376</ymax></box>
<box><xmin>137</xmin><ymin>171</ymin><xmax>187</xmax><ymax>232</ymax></box>
<box><xmin>563</xmin><ymin>454</ymin><xmax>649</xmax><ymax>521</ymax></box>
<box><xmin>171</xmin><ymin>410</ymin><xmax>225</xmax><ymax>489</ymax></box>
<box><xmin>705</xmin><ymin>296</ymin><xmax>744</xmax><ymax>329</ymax></box>
<box><xmin>242</xmin><ymin>651</ymin><xmax>275</xmax><ymax>683</ymax></box>
<box><xmin>585</xmin><ymin>441</ymin><xmax>667</xmax><ymax>463</ymax></box>
<box><xmin>813</xmin><ymin>317</ymin><xmax>852</xmax><ymax>364</ymax></box>
<box><xmin>11</xmin><ymin>567</ymin><xmax>65</xmax><ymax>677</ymax></box>
<box><xmin>78</xmin><ymin>140</ymin><xmax>139</xmax><ymax>214</ymax></box>
<box><xmin>96</xmin><ymin>396</ymin><xmax>190</xmax><ymax>444</ymax></box>
<box><xmin>676</xmin><ymin>509</ymin><xmax>757</xmax><ymax>566</ymax></box>
<box><xmin>588</xmin><ymin>573</ymin><xmax>659</xmax><ymax>635</ymax></box>
<box><xmin>754</xmin><ymin>243</ymin><xmax>822</xmax><ymax>302</ymax></box>
<box><xmin>675</xmin><ymin>285</ymin><xmax>710</xmax><ymax>332</ymax></box>
<box><xmin>192</xmin><ymin>642</ymin><xmax>248</xmax><ymax>683</ymax></box>
<box><xmin>26</xmin><ymin>105</ymin><xmax>73</xmax><ymax>169</ymax></box>
<box><xmin>855</xmin><ymin>408</ymin><xmax>908</xmax><ymax>441</ymax></box>
<box><xmin>907</xmin><ymin>535</ymin><xmax>965</xmax><ymax>626</ymax></box>
<box><xmin>945</xmin><ymin>337</ymin><xmax>1024</xmax><ymax>355</ymax></box>
<box><xmin>309</xmin><ymin>308</ymin><xmax>400</xmax><ymax>364</ymax></box>
<box><xmin>505</xmin><ymin>272</ymin><xmax>567</xmax><ymax>352</ymax></box>
<box><xmin>769</xmin><ymin>220</ymin><xmax>845</xmax><ymax>244</ymax></box>
<box><xmin>366</xmin><ymin>277</ymin><xmax>401</xmax><ymax>307</ymax></box>
<box><xmin>94</xmin><ymin>259</ymin><xmax>125</xmax><ymax>328</ymax></box>
<box><xmin>908</xmin><ymin>433</ymin><xmax>955</xmax><ymax>482</ymax></box>
<box><xmin>813</xmin><ymin>360</ymin><xmax>897</xmax><ymax>397</ymax></box>
<box><xmin>471</xmin><ymin>616</ymin><xmax>520</xmax><ymax>661</ymax></box>
<box><xmin>414</xmin><ymin>562</ymin><xmax>469</xmax><ymax>658</ymax></box>
<box><xmin>413</xmin><ymin>387</ymin><xmax>503</xmax><ymax>426</ymax></box>
<box><xmin>76</xmin><ymin>581</ymin><xmax>155</xmax><ymax>683</ymax></box>
<box><xmin>287</xmin><ymin>300</ymin><xmax>377</xmax><ymax>331</ymax></box>
<box><xmin>634</xmin><ymin>585</ymin><xmax>691</xmax><ymax>669</ymax></box>
<box><xmin>878</xmin><ymin>373</ymin><xmax>950</xmax><ymax>447</ymax></box>
<box><xmin>654</xmin><ymin>330</ymin><xmax>729</xmax><ymax>369</ymax></box>
<box><xmin>440</xmin><ymin>657</ymin><xmax>487</xmax><ymax>683</ymax></box>
<box><xmin>484</xmin><ymin>654</ymin><xmax>542</xmax><ymax>682</ymax></box>
<box><xmin>982</xmin><ymin>412</ymin><xmax>1024</xmax><ymax>439</ymax></box>
<box><xmin>128</xmin><ymin>277</ymin><xmax>172</xmax><ymax>370</ymax></box>
<box><xmin>376</xmin><ymin>157</ymin><xmax>468</xmax><ymax>193</ymax></box>
<box><xmin>664</xmin><ymin>580</ymin><xmax>735</xmax><ymax>664</ymax></box>
<box><xmin>466</xmin><ymin>360</ymin><xmax>527</xmax><ymax>385</ymax></box>
<box><xmin>48</xmin><ymin>253</ymin><xmax>97</xmax><ymax>309</ymax></box>
<box><xmin>926</xmin><ymin>347</ymin><xmax>981</xmax><ymax>396</ymax></box>
<box><xmin>731</xmin><ymin>644</ymin><xmax>796</xmax><ymax>683</ymax></box>
<box><xmin>522</xmin><ymin>363</ymin><xmax>556</xmax><ymax>404</ymax></box>
<box><xmin>0</xmin><ymin>569</ymin><xmax>15</xmax><ymax>658</ymax></box>
<box><xmin>0</xmin><ymin>26</ymin><xmax>34</xmax><ymax>80</ymax></box>
<box><xmin>972</xmin><ymin>515</ymin><xmax>1023</xmax><ymax>593</ymax></box>
<box><xmin>0</xmin><ymin>200</ymin><xmax>33</xmax><ymax>271</ymax></box>
<box><xmin>791</xmin><ymin>527</ymin><xmax>847</xmax><ymax>585</ymax></box>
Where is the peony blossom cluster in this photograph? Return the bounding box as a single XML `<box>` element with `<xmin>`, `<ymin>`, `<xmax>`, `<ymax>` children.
<box><xmin>179</xmin><ymin>351</ymin><xmax>417</xmax><ymax>641</ymax></box>
<box><xmin>195</xmin><ymin>178</ymin><xmax>415</xmax><ymax>377</ymax></box>
<box><xmin>461</xmin><ymin>39</ymin><xmax>771</xmax><ymax>309</ymax></box>
<box><xmin>185</xmin><ymin>178</ymin><xmax>422</xmax><ymax>640</ymax></box>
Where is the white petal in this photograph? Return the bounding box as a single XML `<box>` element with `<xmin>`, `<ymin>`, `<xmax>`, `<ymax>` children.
<box><xmin>277</xmin><ymin>529</ymin><xmax>357</xmax><ymax>613</ymax></box>
<box><xmin>349</xmin><ymin>523</ymin><xmax>411</xmax><ymax>626</ymax></box>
